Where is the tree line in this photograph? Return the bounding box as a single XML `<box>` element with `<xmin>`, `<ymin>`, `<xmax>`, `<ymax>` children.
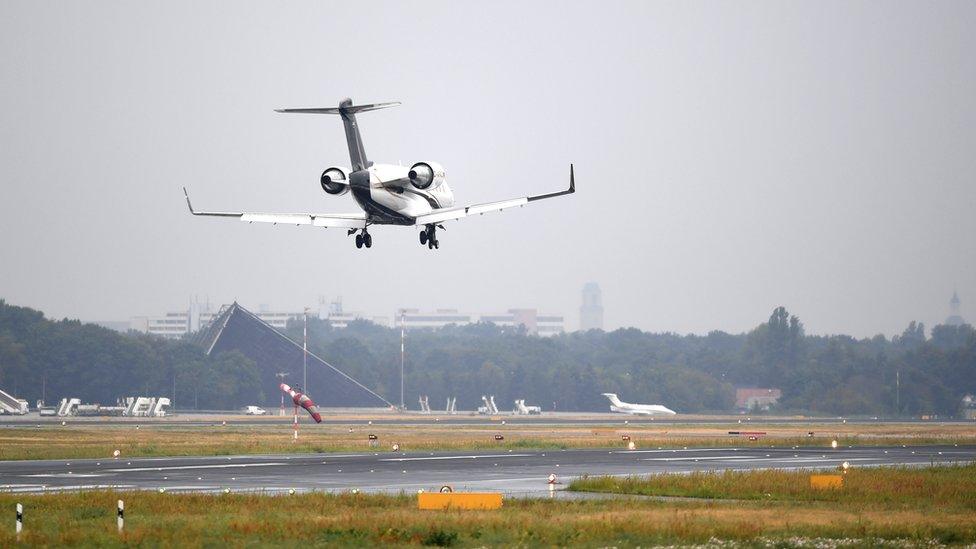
<box><xmin>280</xmin><ymin>306</ymin><xmax>975</xmax><ymax>416</ymax></box>
<box><xmin>2</xmin><ymin>299</ymin><xmax>974</xmax><ymax>416</ymax></box>
<box><xmin>0</xmin><ymin>299</ymin><xmax>261</xmax><ymax>410</ymax></box>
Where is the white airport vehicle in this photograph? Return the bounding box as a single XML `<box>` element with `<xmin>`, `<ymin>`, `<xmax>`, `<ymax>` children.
<box><xmin>57</xmin><ymin>397</ymin><xmax>81</xmax><ymax>417</ymax></box>
<box><xmin>123</xmin><ymin>397</ymin><xmax>170</xmax><ymax>417</ymax></box>
<box><xmin>184</xmin><ymin>98</ymin><xmax>575</xmax><ymax>250</ymax></box>
<box><xmin>601</xmin><ymin>393</ymin><xmax>677</xmax><ymax>416</ymax></box>
<box><xmin>0</xmin><ymin>388</ymin><xmax>29</xmax><ymax>415</ymax></box>
<box><xmin>478</xmin><ymin>395</ymin><xmax>500</xmax><ymax>415</ymax></box>
<box><xmin>513</xmin><ymin>399</ymin><xmax>542</xmax><ymax>415</ymax></box>
<box><xmin>243</xmin><ymin>405</ymin><xmax>267</xmax><ymax>415</ymax></box>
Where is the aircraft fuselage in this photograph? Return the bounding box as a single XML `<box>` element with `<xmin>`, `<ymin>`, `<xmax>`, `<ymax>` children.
<box><xmin>602</xmin><ymin>393</ymin><xmax>677</xmax><ymax>416</ymax></box>
<box><xmin>347</xmin><ymin>164</ymin><xmax>455</xmax><ymax>226</ymax></box>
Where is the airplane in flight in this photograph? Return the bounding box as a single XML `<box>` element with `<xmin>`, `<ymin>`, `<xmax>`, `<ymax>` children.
<box><xmin>601</xmin><ymin>393</ymin><xmax>677</xmax><ymax>416</ymax></box>
<box><xmin>183</xmin><ymin>98</ymin><xmax>575</xmax><ymax>250</ymax></box>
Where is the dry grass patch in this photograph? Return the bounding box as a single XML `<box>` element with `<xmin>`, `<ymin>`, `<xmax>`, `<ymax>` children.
<box><xmin>2</xmin><ymin>421</ymin><xmax>975</xmax><ymax>461</ymax></box>
<box><xmin>3</xmin><ymin>491</ymin><xmax>975</xmax><ymax>546</ymax></box>
<box><xmin>569</xmin><ymin>463</ymin><xmax>976</xmax><ymax>510</ymax></box>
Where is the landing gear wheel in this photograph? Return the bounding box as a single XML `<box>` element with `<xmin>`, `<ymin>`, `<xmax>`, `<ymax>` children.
<box><xmin>355</xmin><ymin>234</ymin><xmax>364</xmax><ymax>249</ymax></box>
<box><xmin>433</xmin><ymin>240</ymin><xmax>439</xmax><ymax>249</ymax></box>
<box><xmin>364</xmin><ymin>232</ymin><xmax>372</xmax><ymax>248</ymax></box>
<box><xmin>420</xmin><ymin>231</ymin><xmax>428</xmax><ymax>245</ymax></box>
<box><xmin>428</xmin><ymin>240</ymin><xmax>434</xmax><ymax>249</ymax></box>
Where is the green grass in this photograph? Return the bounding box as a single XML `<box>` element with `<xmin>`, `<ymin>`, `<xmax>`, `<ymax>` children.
<box><xmin>2</xmin><ymin>488</ymin><xmax>976</xmax><ymax>547</ymax></box>
<box><xmin>568</xmin><ymin>463</ymin><xmax>976</xmax><ymax>509</ymax></box>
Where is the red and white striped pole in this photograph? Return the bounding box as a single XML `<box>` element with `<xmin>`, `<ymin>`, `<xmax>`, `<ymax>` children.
<box><xmin>293</xmin><ymin>404</ymin><xmax>299</xmax><ymax>441</ymax></box>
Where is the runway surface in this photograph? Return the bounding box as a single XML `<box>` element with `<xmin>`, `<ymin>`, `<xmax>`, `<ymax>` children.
<box><xmin>1</xmin><ymin>445</ymin><xmax>972</xmax><ymax>497</ymax></box>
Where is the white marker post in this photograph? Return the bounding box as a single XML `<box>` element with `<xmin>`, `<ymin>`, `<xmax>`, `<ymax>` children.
<box><xmin>16</xmin><ymin>503</ymin><xmax>23</xmax><ymax>538</ymax></box>
<box><xmin>293</xmin><ymin>405</ymin><xmax>299</xmax><ymax>441</ymax></box>
<box><xmin>117</xmin><ymin>500</ymin><xmax>124</xmax><ymax>533</ymax></box>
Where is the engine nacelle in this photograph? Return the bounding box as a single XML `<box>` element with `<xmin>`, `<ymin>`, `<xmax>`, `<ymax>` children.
<box><xmin>320</xmin><ymin>167</ymin><xmax>350</xmax><ymax>196</ymax></box>
<box><xmin>408</xmin><ymin>161</ymin><xmax>446</xmax><ymax>190</ymax></box>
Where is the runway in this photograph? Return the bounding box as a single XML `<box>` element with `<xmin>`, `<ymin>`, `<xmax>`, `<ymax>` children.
<box><xmin>1</xmin><ymin>445</ymin><xmax>972</xmax><ymax>497</ymax></box>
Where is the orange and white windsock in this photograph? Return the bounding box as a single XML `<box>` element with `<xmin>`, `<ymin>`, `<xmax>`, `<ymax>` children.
<box><xmin>280</xmin><ymin>383</ymin><xmax>322</xmax><ymax>423</ymax></box>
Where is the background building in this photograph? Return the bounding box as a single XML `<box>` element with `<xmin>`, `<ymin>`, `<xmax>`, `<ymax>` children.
<box><xmin>130</xmin><ymin>302</ymin><xmax>301</xmax><ymax>339</ymax></box>
<box><xmin>580</xmin><ymin>282</ymin><xmax>604</xmax><ymax>331</ymax></box>
<box><xmin>129</xmin><ymin>300</ymin><xmax>220</xmax><ymax>338</ymax></box>
<box><xmin>130</xmin><ymin>298</ymin><xmax>389</xmax><ymax>339</ymax></box>
<box><xmin>945</xmin><ymin>291</ymin><xmax>966</xmax><ymax>326</ymax></box>
<box><xmin>735</xmin><ymin>388</ymin><xmax>782</xmax><ymax>411</ymax></box>
<box><xmin>130</xmin><ymin>300</ymin><xmax>563</xmax><ymax>339</ymax></box>
<box><xmin>322</xmin><ymin>297</ymin><xmax>390</xmax><ymax>328</ymax></box>
<box><xmin>963</xmin><ymin>395</ymin><xmax>976</xmax><ymax>420</ymax></box>
<box><xmin>396</xmin><ymin>308</ymin><xmax>564</xmax><ymax>335</ymax></box>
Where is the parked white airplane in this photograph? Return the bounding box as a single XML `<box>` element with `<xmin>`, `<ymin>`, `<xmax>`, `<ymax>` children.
<box><xmin>183</xmin><ymin>98</ymin><xmax>575</xmax><ymax>250</ymax></box>
<box><xmin>601</xmin><ymin>393</ymin><xmax>677</xmax><ymax>416</ymax></box>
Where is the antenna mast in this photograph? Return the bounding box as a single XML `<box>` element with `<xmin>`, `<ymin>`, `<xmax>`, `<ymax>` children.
<box><xmin>400</xmin><ymin>310</ymin><xmax>405</xmax><ymax>411</ymax></box>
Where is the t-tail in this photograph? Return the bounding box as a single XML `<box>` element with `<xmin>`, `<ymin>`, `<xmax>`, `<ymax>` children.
<box><xmin>601</xmin><ymin>393</ymin><xmax>625</xmax><ymax>407</ymax></box>
<box><xmin>275</xmin><ymin>98</ymin><xmax>400</xmax><ymax>171</ymax></box>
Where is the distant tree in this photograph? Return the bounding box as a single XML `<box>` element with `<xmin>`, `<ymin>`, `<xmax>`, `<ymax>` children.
<box><xmin>0</xmin><ymin>333</ymin><xmax>27</xmax><ymax>393</ymax></box>
<box><xmin>3</xmin><ymin>299</ymin><xmax>976</xmax><ymax>417</ymax></box>
<box><xmin>929</xmin><ymin>323</ymin><xmax>975</xmax><ymax>351</ymax></box>
<box><xmin>895</xmin><ymin>321</ymin><xmax>926</xmax><ymax>349</ymax></box>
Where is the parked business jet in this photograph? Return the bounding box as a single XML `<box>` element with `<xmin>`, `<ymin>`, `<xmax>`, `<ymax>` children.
<box><xmin>601</xmin><ymin>393</ymin><xmax>677</xmax><ymax>416</ymax></box>
<box><xmin>183</xmin><ymin>98</ymin><xmax>575</xmax><ymax>250</ymax></box>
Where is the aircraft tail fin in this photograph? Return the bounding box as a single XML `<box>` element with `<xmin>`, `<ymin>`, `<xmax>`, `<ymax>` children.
<box><xmin>601</xmin><ymin>393</ymin><xmax>624</xmax><ymax>407</ymax></box>
<box><xmin>276</xmin><ymin>98</ymin><xmax>400</xmax><ymax>171</ymax></box>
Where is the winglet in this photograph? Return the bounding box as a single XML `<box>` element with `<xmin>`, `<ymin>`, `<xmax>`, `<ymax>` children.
<box><xmin>525</xmin><ymin>163</ymin><xmax>576</xmax><ymax>202</ymax></box>
<box><xmin>183</xmin><ymin>187</ymin><xmax>197</xmax><ymax>214</ymax></box>
<box><xmin>181</xmin><ymin>188</ymin><xmax>242</xmax><ymax>218</ymax></box>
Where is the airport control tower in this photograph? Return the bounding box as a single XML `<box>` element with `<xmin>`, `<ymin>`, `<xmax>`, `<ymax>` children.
<box><xmin>945</xmin><ymin>291</ymin><xmax>966</xmax><ymax>326</ymax></box>
<box><xmin>580</xmin><ymin>282</ymin><xmax>604</xmax><ymax>331</ymax></box>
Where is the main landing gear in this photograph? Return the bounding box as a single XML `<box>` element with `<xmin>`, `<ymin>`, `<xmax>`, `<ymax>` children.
<box><xmin>348</xmin><ymin>227</ymin><xmax>372</xmax><ymax>249</ymax></box>
<box><xmin>420</xmin><ymin>224</ymin><xmax>441</xmax><ymax>250</ymax></box>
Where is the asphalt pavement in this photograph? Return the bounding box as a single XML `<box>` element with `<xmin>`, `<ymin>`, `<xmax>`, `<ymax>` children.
<box><xmin>1</xmin><ymin>444</ymin><xmax>972</xmax><ymax>497</ymax></box>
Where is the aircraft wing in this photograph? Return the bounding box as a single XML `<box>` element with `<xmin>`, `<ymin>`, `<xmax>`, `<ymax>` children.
<box><xmin>413</xmin><ymin>164</ymin><xmax>575</xmax><ymax>226</ymax></box>
<box><xmin>183</xmin><ymin>188</ymin><xmax>366</xmax><ymax>228</ymax></box>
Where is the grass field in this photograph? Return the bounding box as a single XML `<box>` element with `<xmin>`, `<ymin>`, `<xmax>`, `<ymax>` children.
<box><xmin>2</xmin><ymin>468</ymin><xmax>975</xmax><ymax>548</ymax></box>
<box><xmin>568</xmin><ymin>463</ymin><xmax>976</xmax><ymax>507</ymax></box>
<box><xmin>2</xmin><ymin>421</ymin><xmax>975</xmax><ymax>461</ymax></box>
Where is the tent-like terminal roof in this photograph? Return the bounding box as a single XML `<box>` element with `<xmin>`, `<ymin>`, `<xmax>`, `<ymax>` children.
<box><xmin>193</xmin><ymin>302</ymin><xmax>392</xmax><ymax>409</ymax></box>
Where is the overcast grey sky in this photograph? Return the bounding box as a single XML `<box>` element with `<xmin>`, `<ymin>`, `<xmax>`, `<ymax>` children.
<box><xmin>1</xmin><ymin>1</ymin><xmax>973</xmax><ymax>337</ymax></box>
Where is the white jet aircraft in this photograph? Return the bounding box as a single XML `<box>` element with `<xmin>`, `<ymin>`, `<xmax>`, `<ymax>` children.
<box><xmin>183</xmin><ymin>98</ymin><xmax>575</xmax><ymax>250</ymax></box>
<box><xmin>601</xmin><ymin>393</ymin><xmax>677</xmax><ymax>416</ymax></box>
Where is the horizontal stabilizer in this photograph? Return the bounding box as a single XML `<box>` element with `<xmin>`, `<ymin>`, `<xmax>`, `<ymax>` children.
<box><xmin>275</xmin><ymin>101</ymin><xmax>400</xmax><ymax>115</ymax></box>
<box><xmin>275</xmin><ymin>98</ymin><xmax>398</xmax><ymax>170</ymax></box>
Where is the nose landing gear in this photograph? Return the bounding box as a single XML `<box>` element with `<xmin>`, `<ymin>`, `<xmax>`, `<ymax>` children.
<box><xmin>420</xmin><ymin>224</ymin><xmax>441</xmax><ymax>250</ymax></box>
